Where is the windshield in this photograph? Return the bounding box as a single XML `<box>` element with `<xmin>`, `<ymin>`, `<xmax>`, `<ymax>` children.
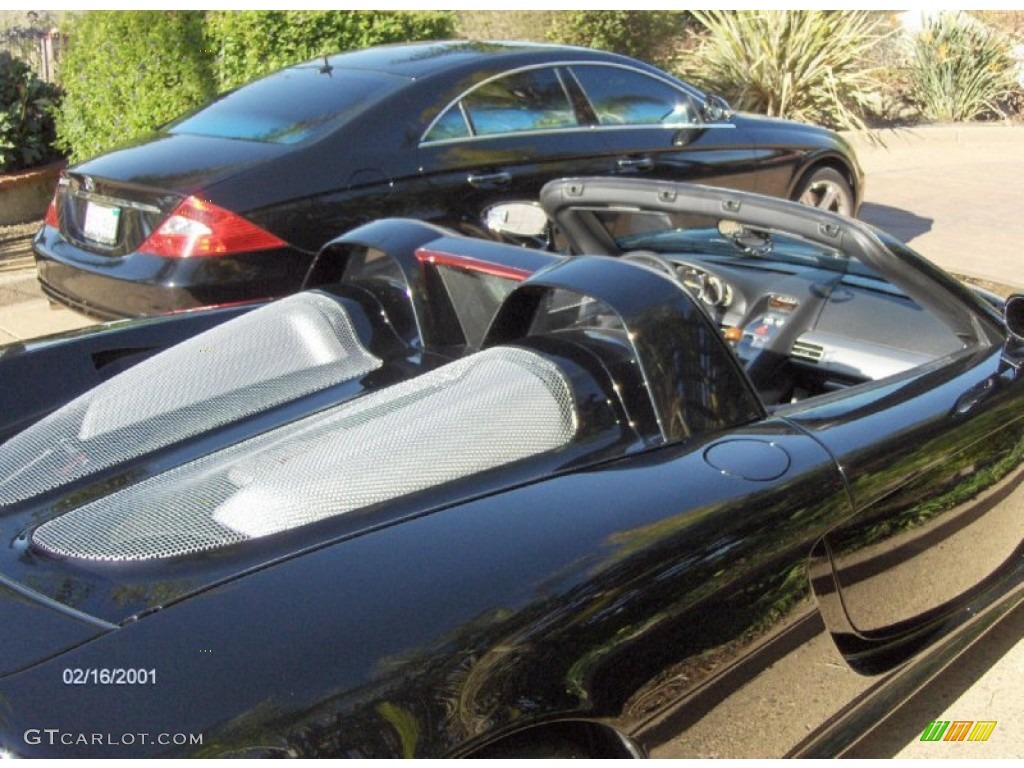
<box><xmin>167</xmin><ymin>67</ymin><xmax>407</xmax><ymax>145</ymax></box>
<box><xmin>601</xmin><ymin>209</ymin><xmax>881</xmax><ymax>279</ymax></box>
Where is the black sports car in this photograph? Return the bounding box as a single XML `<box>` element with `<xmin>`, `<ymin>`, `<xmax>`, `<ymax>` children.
<box><xmin>33</xmin><ymin>40</ymin><xmax>862</xmax><ymax>319</ymax></box>
<box><xmin>2</xmin><ymin>178</ymin><xmax>1021</xmax><ymax>758</ymax></box>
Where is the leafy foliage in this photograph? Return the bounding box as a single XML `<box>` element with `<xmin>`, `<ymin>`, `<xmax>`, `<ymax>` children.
<box><xmin>546</xmin><ymin>10</ymin><xmax>684</xmax><ymax>64</ymax></box>
<box><xmin>907</xmin><ymin>13</ymin><xmax>1020</xmax><ymax>122</ymax></box>
<box><xmin>456</xmin><ymin>10</ymin><xmax>556</xmax><ymax>43</ymax></box>
<box><xmin>53</xmin><ymin>10</ymin><xmax>455</xmax><ymax>162</ymax></box>
<box><xmin>0</xmin><ymin>50</ymin><xmax>61</xmax><ymax>172</ymax></box>
<box><xmin>678</xmin><ymin>10</ymin><xmax>887</xmax><ymax>132</ymax></box>
<box><xmin>206</xmin><ymin>10</ymin><xmax>456</xmax><ymax>91</ymax></box>
<box><xmin>55</xmin><ymin>11</ymin><xmax>215</xmax><ymax>162</ymax></box>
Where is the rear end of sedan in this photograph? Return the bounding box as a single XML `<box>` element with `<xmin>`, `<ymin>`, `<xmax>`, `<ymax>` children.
<box><xmin>34</xmin><ymin>62</ymin><xmax>409</xmax><ymax>319</ymax></box>
<box><xmin>35</xmin><ymin>159</ymin><xmax>302</xmax><ymax>318</ymax></box>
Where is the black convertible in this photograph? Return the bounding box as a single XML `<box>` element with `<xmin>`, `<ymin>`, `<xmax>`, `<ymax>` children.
<box><xmin>1</xmin><ymin>179</ymin><xmax>1022</xmax><ymax>757</ymax></box>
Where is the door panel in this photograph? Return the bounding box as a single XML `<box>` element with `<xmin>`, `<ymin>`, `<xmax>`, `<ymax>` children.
<box><xmin>416</xmin><ymin>130</ymin><xmax>612</xmax><ymax>231</ymax></box>
<box><xmin>787</xmin><ymin>347</ymin><xmax>1024</xmax><ymax>640</ymax></box>
<box><xmin>567</xmin><ymin>64</ymin><xmax>761</xmax><ymax>191</ymax></box>
<box><xmin>415</xmin><ymin>66</ymin><xmax>613</xmax><ymax>231</ymax></box>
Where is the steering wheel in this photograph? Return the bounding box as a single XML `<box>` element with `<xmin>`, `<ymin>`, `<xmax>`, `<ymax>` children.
<box><xmin>621</xmin><ymin>250</ymin><xmax>683</xmax><ymax>282</ymax></box>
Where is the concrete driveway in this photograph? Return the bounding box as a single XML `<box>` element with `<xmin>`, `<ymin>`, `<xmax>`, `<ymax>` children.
<box><xmin>0</xmin><ymin>123</ymin><xmax>1022</xmax><ymax>757</ymax></box>
<box><xmin>853</xmin><ymin>124</ymin><xmax>1024</xmax><ymax>292</ymax></box>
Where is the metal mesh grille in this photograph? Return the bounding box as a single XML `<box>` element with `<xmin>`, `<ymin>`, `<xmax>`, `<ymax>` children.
<box><xmin>32</xmin><ymin>346</ymin><xmax>578</xmax><ymax>561</ymax></box>
<box><xmin>0</xmin><ymin>293</ymin><xmax>381</xmax><ymax>506</ymax></box>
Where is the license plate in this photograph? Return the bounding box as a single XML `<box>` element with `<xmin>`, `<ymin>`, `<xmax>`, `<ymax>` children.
<box><xmin>83</xmin><ymin>201</ymin><xmax>121</xmax><ymax>246</ymax></box>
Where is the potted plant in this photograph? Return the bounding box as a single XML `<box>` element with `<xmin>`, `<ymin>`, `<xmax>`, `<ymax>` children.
<box><xmin>0</xmin><ymin>50</ymin><xmax>63</xmax><ymax>227</ymax></box>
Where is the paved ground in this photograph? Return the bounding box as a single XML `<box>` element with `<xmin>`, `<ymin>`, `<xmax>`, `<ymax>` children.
<box><xmin>852</xmin><ymin>124</ymin><xmax>1024</xmax><ymax>292</ymax></box>
<box><xmin>0</xmin><ymin>124</ymin><xmax>1022</xmax><ymax>756</ymax></box>
<box><xmin>0</xmin><ymin>221</ymin><xmax>95</xmax><ymax>343</ymax></box>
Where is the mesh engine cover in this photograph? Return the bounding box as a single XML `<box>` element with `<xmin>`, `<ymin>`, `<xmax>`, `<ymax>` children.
<box><xmin>32</xmin><ymin>346</ymin><xmax>578</xmax><ymax>561</ymax></box>
<box><xmin>0</xmin><ymin>292</ymin><xmax>381</xmax><ymax>507</ymax></box>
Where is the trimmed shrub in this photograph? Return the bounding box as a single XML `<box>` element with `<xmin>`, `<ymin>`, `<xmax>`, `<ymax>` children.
<box><xmin>678</xmin><ymin>10</ymin><xmax>887</xmax><ymax>132</ymax></box>
<box><xmin>0</xmin><ymin>50</ymin><xmax>61</xmax><ymax>172</ymax></box>
<box><xmin>907</xmin><ymin>13</ymin><xmax>1020</xmax><ymax>122</ymax></box>
<box><xmin>457</xmin><ymin>10</ymin><xmax>555</xmax><ymax>43</ymax></box>
<box><xmin>546</xmin><ymin>10</ymin><xmax>684</xmax><ymax>64</ymax></box>
<box><xmin>55</xmin><ymin>11</ymin><xmax>216</xmax><ymax>163</ymax></box>
<box><xmin>206</xmin><ymin>11</ymin><xmax>456</xmax><ymax>91</ymax></box>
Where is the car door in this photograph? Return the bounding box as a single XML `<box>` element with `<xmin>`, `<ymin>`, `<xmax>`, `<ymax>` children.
<box><xmin>783</xmin><ymin>295</ymin><xmax>1024</xmax><ymax>672</ymax></box>
<box><xmin>540</xmin><ymin>174</ymin><xmax>1024</xmax><ymax>677</ymax></box>
<box><xmin>565</xmin><ymin>64</ymin><xmax>762</xmax><ymax>192</ymax></box>
<box><xmin>414</xmin><ymin>66</ymin><xmax>612</xmax><ymax>234</ymax></box>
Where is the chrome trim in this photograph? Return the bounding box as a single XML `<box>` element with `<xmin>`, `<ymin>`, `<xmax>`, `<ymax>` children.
<box><xmin>419</xmin><ymin>60</ymin><xmax>708</xmax><ymax>146</ymax></box>
<box><xmin>791</xmin><ymin>339</ymin><xmax>825</xmax><ymax>363</ymax></box>
<box><xmin>70</xmin><ymin>189</ymin><xmax>163</xmax><ymax>215</ymax></box>
<box><xmin>421</xmin><ymin>121</ymin><xmax>736</xmax><ymax>149</ymax></box>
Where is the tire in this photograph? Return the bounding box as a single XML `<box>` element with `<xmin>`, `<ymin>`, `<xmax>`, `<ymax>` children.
<box><xmin>793</xmin><ymin>167</ymin><xmax>855</xmax><ymax>217</ymax></box>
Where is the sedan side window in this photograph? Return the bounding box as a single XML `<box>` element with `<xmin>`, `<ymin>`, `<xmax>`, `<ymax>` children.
<box><xmin>570</xmin><ymin>66</ymin><xmax>698</xmax><ymax>127</ymax></box>
<box><xmin>425</xmin><ymin>104</ymin><xmax>471</xmax><ymax>141</ymax></box>
<box><xmin>424</xmin><ymin>68</ymin><xmax>577</xmax><ymax>142</ymax></box>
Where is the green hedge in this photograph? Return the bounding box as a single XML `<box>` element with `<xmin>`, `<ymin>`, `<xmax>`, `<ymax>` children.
<box><xmin>546</xmin><ymin>10</ymin><xmax>684</xmax><ymax>64</ymax></box>
<box><xmin>56</xmin><ymin>10</ymin><xmax>215</xmax><ymax>163</ymax></box>
<box><xmin>55</xmin><ymin>10</ymin><xmax>456</xmax><ymax>162</ymax></box>
<box><xmin>206</xmin><ymin>10</ymin><xmax>456</xmax><ymax>91</ymax></box>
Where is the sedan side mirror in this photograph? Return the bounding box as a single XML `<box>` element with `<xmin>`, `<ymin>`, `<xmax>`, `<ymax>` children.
<box><xmin>483</xmin><ymin>201</ymin><xmax>550</xmax><ymax>238</ymax></box>
<box><xmin>701</xmin><ymin>94</ymin><xmax>733</xmax><ymax>123</ymax></box>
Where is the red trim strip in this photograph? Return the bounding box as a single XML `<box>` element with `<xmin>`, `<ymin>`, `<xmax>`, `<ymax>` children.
<box><xmin>415</xmin><ymin>247</ymin><xmax>532</xmax><ymax>282</ymax></box>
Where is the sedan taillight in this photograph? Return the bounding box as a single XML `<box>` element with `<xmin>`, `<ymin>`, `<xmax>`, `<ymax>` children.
<box><xmin>138</xmin><ymin>196</ymin><xmax>286</xmax><ymax>258</ymax></box>
<box><xmin>43</xmin><ymin>192</ymin><xmax>59</xmax><ymax>228</ymax></box>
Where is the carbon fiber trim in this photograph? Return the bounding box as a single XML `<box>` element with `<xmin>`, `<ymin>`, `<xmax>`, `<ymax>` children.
<box><xmin>0</xmin><ymin>292</ymin><xmax>381</xmax><ymax>506</ymax></box>
<box><xmin>32</xmin><ymin>347</ymin><xmax>578</xmax><ymax>561</ymax></box>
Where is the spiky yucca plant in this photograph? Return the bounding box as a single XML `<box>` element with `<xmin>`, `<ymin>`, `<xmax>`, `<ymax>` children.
<box><xmin>679</xmin><ymin>10</ymin><xmax>887</xmax><ymax>132</ymax></box>
<box><xmin>908</xmin><ymin>13</ymin><xmax>1020</xmax><ymax>122</ymax></box>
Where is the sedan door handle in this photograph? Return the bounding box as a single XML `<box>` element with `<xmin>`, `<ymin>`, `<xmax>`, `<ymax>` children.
<box><xmin>467</xmin><ymin>171</ymin><xmax>512</xmax><ymax>188</ymax></box>
<box><xmin>616</xmin><ymin>155</ymin><xmax>654</xmax><ymax>172</ymax></box>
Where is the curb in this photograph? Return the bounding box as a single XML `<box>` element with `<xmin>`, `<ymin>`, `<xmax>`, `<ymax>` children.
<box><xmin>841</xmin><ymin>122</ymin><xmax>1024</xmax><ymax>152</ymax></box>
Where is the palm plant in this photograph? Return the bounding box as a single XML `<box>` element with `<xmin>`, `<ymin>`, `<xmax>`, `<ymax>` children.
<box><xmin>907</xmin><ymin>12</ymin><xmax>1020</xmax><ymax>122</ymax></box>
<box><xmin>678</xmin><ymin>10</ymin><xmax>887</xmax><ymax>132</ymax></box>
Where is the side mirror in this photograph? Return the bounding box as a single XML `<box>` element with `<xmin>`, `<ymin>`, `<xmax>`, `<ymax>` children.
<box><xmin>701</xmin><ymin>94</ymin><xmax>733</xmax><ymax>123</ymax></box>
<box><xmin>483</xmin><ymin>201</ymin><xmax>550</xmax><ymax>238</ymax></box>
<box><xmin>1004</xmin><ymin>294</ymin><xmax>1024</xmax><ymax>342</ymax></box>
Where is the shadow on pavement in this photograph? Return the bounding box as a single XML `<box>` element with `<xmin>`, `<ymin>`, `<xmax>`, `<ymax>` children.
<box><xmin>859</xmin><ymin>202</ymin><xmax>933</xmax><ymax>244</ymax></box>
<box><xmin>844</xmin><ymin>600</ymin><xmax>1024</xmax><ymax>758</ymax></box>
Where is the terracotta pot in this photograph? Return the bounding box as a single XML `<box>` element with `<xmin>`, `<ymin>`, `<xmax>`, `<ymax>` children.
<box><xmin>0</xmin><ymin>159</ymin><xmax>66</xmax><ymax>226</ymax></box>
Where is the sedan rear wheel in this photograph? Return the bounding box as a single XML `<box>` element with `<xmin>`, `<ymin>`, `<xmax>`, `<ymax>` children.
<box><xmin>794</xmin><ymin>167</ymin><xmax>854</xmax><ymax>217</ymax></box>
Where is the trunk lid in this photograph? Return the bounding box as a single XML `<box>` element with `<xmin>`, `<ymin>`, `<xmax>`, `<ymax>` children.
<box><xmin>53</xmin><ymin>133</ymin><xmax>291</xmax><ymax>256</ymax></box>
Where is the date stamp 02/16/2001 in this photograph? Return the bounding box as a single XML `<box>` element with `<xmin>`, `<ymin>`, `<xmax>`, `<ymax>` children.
<box><xmin>62</xmin><ymin>668</ymin><xmax>156</xmax><ymax>686</ymax></box>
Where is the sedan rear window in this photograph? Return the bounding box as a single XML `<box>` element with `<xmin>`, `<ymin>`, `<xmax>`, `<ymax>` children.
<box><xmin>167</xmin><ymin>67</ymin><xmax>406</xmax><ymax>145</ymax></box>
<box><xmin>424</xmin><ymin>67</ymin><xmax>577</xmax><ymax>142</ymax></box>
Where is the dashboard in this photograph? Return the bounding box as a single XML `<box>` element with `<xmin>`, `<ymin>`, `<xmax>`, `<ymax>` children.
<box><xmin>660</xmin><ymin>254</ymin><xmax>965</xmax><ymax>401</ymax></box>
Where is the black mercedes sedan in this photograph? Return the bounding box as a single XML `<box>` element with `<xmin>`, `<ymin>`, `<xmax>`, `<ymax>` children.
<box><xmin>34</xmin><ymin>40</ymin><xmax>863</xmax><ymax>319</ymax></box>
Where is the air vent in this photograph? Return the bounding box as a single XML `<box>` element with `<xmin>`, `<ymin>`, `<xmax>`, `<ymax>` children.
<box><xmin>791</xmin><ymin>338</ymin><xmax>825</xmax><ymax>363</ymax></box>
